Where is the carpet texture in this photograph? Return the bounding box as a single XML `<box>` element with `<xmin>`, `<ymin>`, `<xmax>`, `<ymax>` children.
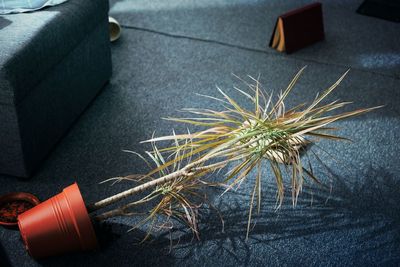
<box><xmin>0</xmin><ymin>0</ymin><xmax>399</xmax><ymax>266</ymax></box>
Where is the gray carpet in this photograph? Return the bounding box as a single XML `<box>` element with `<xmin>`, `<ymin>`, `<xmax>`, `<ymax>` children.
<box><xmin>1</xmin><ymin>0</ymin><xmax>400</xmax><ymax>266</ymax></box>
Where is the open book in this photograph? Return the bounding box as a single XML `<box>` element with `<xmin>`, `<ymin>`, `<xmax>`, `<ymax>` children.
<box><xmin>269</xmin><ymin>2</ymin><xmax>325</xmax><ymax>54</ymax></box>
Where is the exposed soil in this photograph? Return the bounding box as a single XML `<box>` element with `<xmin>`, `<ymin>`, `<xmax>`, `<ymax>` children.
<box><xmin>0</xmin><ymin>200</ymin><xmax>34</xmax><ymax>223</ymax></box>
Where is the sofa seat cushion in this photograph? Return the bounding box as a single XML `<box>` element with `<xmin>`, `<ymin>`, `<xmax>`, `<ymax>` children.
<box><xmin>0</xmin><ymin>0</ymin><xmax>68</xmax><ymax>15</ymax></box>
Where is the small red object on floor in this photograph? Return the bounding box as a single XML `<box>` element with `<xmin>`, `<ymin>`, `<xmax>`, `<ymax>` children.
<box><xmin>0</xmin><ymin>192</ymin><xmax>40</xmax><ymax>228</ymax></box>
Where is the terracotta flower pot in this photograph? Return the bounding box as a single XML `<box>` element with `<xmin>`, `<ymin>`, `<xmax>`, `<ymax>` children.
<box><xmin>18</xmin><ymin>183</ymin><xmax>97</xmax><ymax>258</ymax></box>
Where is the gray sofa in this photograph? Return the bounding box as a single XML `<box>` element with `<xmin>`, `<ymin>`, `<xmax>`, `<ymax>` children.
<box><xmin>0</xmin><ymin>0</ymin><xmax>112</xmax><ymax>177</ymax></box>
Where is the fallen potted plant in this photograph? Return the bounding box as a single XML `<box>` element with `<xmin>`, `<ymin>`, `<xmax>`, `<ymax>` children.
<box><xmin>17</xmin><ymin>68</ymin><xmax>379</xmax><ymax>258</ymax></box>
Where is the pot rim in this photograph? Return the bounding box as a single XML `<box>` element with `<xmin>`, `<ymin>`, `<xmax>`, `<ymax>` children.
<box><xmin>0</xmin><ymin>192</ymin><xmax>40</xmax><ymax>227</ymax></box>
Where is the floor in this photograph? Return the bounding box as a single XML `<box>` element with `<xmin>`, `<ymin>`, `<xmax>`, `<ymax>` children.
<box><xmin>1</xmin><ymin>0</ymin><xmax>400</xmax><ymax>266</ymax></box>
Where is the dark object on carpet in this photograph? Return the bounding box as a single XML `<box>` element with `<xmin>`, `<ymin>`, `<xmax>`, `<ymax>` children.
<box><xmin>0</xmin><ymin>0</ymin><xmax>112</xmax><ymax>178</ymax></box>
<box><xmin>0</xmin><ymin>239</ymin><xmax>11</xmax><ymax>267</ymax></box>
<box><xmin>357</xmin><ymin>0</ymin><xmax>400</xmax><ymax>22</ymax></box>
<box><xmin>269</xmin><ymin>2</ymin><xmax>324</xmax><ymax>54</ymax></box>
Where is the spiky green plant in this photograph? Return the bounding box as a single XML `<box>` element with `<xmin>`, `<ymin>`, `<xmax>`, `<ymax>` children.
<box><xmin>88</xmin><ymin>67</ymin><xmax>379</xmax><ymax>240</ymax></box>
<box><xmin>92</xmin><ymin>137</ymin><xmax>216</xmax><ymax>241</ymax></box>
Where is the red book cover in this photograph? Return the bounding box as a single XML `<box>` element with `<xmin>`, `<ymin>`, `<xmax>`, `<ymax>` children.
<box><xmin>269</xmin><ymin>2</ymin><xmax>325</xmax><ymax>54</ymax></box>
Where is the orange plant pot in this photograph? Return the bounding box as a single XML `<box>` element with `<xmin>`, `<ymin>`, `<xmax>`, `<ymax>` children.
<box><xmin>18</xmin><ymin>183</ymin><xmax>97</xmax><ymax>258</ymax></box>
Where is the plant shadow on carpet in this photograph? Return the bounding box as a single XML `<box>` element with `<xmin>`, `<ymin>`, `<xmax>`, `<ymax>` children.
<box><xmin>38</xmin><ymin>222</ymin><xmax>175</xmax><ymax>266</ymax></box>
<box><xmin>155</xmin><ymin>166</ymin><xmax>400</xmax><ymax>265</ymax></box>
